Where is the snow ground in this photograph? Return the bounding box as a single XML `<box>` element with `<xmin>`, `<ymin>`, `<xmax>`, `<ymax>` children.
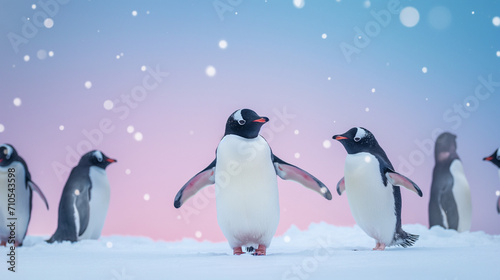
<box><xmin>1</xmin><ymin>223</ymin><xmax>499</xmax><ymax>280</ymax></box>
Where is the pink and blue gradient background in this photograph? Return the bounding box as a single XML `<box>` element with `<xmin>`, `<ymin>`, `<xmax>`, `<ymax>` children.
<box><xmin>1</xmin><ymin>1</ymin><xmax>499</xmax><ymax>241</ymax></box>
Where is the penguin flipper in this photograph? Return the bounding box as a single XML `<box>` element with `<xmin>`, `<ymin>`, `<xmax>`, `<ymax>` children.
<box><xmin>497</xmin><ymin>197</ymin><xmax>500</xmax><ymax>214</ymax></box>
<box><xmin>272</xmin><ymin>155</ymin><xmax>332</xmax><ymax>200</ymax></box>
<box><xmin>174</xmin><ymin>159</ymin><xmax>216</xmax><ymax>208</ymax></box>
<box><xmin>336</xmin><ymin>177</ymin><xmax>345</xmax><ymax>195</ymax></box>
<box><xmin>386</xmin><ymin>172</ymin><xmax>423</xmax><ymax>197</ymax></box>
<box><xmin>28</xmin><ymin>181</ymin><xmax>49</xmax><ymax>210</ymax></box>
<box><xmin>75</xmin><ymin>188</ymin><xmax>91</xmax><ymax>237</ymax></box>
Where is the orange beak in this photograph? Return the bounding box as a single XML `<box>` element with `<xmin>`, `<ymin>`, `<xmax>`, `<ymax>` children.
<box><xmin>253</xmin><ymin>118</ymin><xmax>268</xmax><ymax>123</ymax></box>
<box><xmin>484</xmin><ymin>156</ymin><xmax>493</xmax><ymax>161</ymax></box>
<box><xmin>107</xmin><ymin>158</ymin><xmax>117</xmax><ymax>163</ymax></box>
<box><xmin>335</xmin><ymin>136</ymin><xmax>348</xmax><ymax>140</ymax></box>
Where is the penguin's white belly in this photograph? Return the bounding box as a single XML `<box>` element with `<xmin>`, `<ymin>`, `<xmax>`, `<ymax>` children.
<box><xmin>0</xmin><ymin>162</ymin><xmax>31</xmax><ymax>243</ymax></box>
<box><xmin>215</xmin><ymin>135</ymin><xmax>280</xmax><ymax>248</ymax></box>
<box><xmin>450</xmin><ymin>159</ymin><xmax>471</xmax><ymax>232</ymax></box>
<box><xmin>344</xmin><ymin>153</ymin><xmax>396</xmax><ymax>245</ymax></box>
<box><xmin>78</xmin><ymin>166</ymin><xmax>110</xmax><ymax>240</ymax></box>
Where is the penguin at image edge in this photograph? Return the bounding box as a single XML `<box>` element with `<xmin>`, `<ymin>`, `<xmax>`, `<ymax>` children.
<box><xmin>483</xmin><ymin>147</ymin><xmax>500</xmax><ymax>213</ymax></box>
<box><xmin>0</xmin><ymin>144</ymin><xmax>49</xmax><ymax>246</ymax></box>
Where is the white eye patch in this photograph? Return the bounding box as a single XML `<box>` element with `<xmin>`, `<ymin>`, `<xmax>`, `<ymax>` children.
<box><xmin>93</xmin><ymin>151</ymin><xmax>103</xmax><ymax>162</ymax></box>
<box><xmin>354</xmin><ymin>127</ymin><xmax>366</xmax><ymax>142</ymax></box>
<box><xmin>233</xmin><ymin>109</ymin><xmax>244</xmax><ymax>123</ymax></box>
<box><xmin>1</xmin><ymin>144</ymin><xmax>13</xmax><ymax>159</ymax></box>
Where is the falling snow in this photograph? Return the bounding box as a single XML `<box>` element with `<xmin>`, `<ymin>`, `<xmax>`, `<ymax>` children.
<box><xmin>0</xmin><ymin>124</ymin><xmax>4</xmax><ymax>133</ymax></box>
<box><xmin>206</xmin><ymin>65</ymin><xmax>216</xmax><ymax>77</ymax></box>
<box><xmin>32</xmin><ymin>4</ymin><xmax>36</xmax><ymax>9</ymax></box>
<box><xmin>365</xmin><ymin>107</ymin><xmax>370</xmax><ymax>112</ymax></box>
<box><xmin>400</xmin><ymin>7</ymin><xmax>420</xmax><ymax>27</ymax></box>
<box><xmin>496</xmin><ymin>51</ymin><xmax>500</xmax><ymax>57</ymax></box>
<box><xmin>283</xmin><ymin>235</ymin><xmax>291</xmax><ymax>243</ymax></box>
<box><xmin>141</xmin><ymin>65</ymin><xmax>147</xmax><ymax>72</ymax></box>
<box><xmin>144</xmin><ymin>193</ymin><xmax>150</xmax><ymax>201</ymax></box>
<box><xmin>106</xmin><ymin>242</ymin><xmax>113</xmax><ymax>248</ymax></box>
<box><xmin>294</xmin><ymin>152</ymin><xmax>300</xmax><ymax>159</ymax></box>
<box><xmin>493</xmin><ymin>16</ymin><xmax>500</xmax><ymax>27</ymax></box>
<box><xmin>37</xmin><ymin>49</ymin><xmax>47</xmax><ymax>60</ymax></box>
<box><xmin>218</xmin><ymin>40</ymin><xmax>228</xmax><ymax>49</ymax></box>
<box><xmin>363</xmin><ymin>1</ymin><xmax>371</xmax><ymax>8</ymax></box>
<box><xmin>422</xmin><ymin>67</ymin><xmax>428</xmax><ymax>73</ymax></box>
<box><xmin>44</xmin><ymin>18</ymin><xmax>54</xmax><ymax>28</ymax></box>
<box><xmin>293</xmin><ymin>0</ymin><xmax>305</xmax><ymax>9</ymax></box>
<box><xmin>132</xmin><ymin>10</ymin><xmax>138</xmax><ymax>17</ymax></box>
<box><xmin>24</xmin><ymin>55</ymin><xmax>30</xmax><ymax>62</ymax></box>
<box><xmin>134</xmin><ymin>132</ymin><xmax>143</xmax><ymax>141</ymax></box>
<box><xmin>294</xmin><ymin>130</ymin><xmax>299</xmax><ymax>135</ymax></box>
<box><xmin>84</xmin><ymin>81</ymin><xmax>92</xmax><ymax>89</ymax></box>
<box><xmin>13</xmin><ymin>97</ymin><xmax>22</xmax><ymax>107</ymax></box>
<box><xmin>323</xmin><ymin>140</ymin><xmax>331</xmax><ymax>149</ymax></box>
<box><xmin>59</xmin><ymin>125</ymin><xmax>65</xmax><ymax>131</ymax></box>
<box><xmin>371</xmin><ymin>88</ymin><xmax>376</xmax><ymax>93</ymax></box>
<box><xmin>195</xmin><ymin>231</ymin><xmax>202</xmax><ymax>238</ymax></box>
<box><xmin>125</xmin><ymin>169</ymin><xmax>131</xmax><ymax>175</ymax></box>
<box><xmin>103</xmin><ymin>100</ymin><xmax>114</xmax><ymax>110</ymax></box>
<box><xmin>48</xmin><ymin>51</ymin><xmax>54</xmax><ymax>57</ymax></box>
<box><xmin>321</xmin><ymin>33</ymin><xmax>327</xmax><ymax>39</ymax></box>
<box><xmin>127</xmin><ymin>125</ymin><xmax>135</xmax><ymax>133</ymax></box>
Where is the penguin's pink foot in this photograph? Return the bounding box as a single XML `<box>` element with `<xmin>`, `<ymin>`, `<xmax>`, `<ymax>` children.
<box><xmin>252</xmin><ymin>245</ymin><xmax>266</xmax><ymax>256</ymax></box>
<box><xmin>373</xmin><ymin>242</ymin><xmax>386</xmax><ymax>251</ymax></box>
<box><xmin>233</xmin><ymin>247</ymin><xmax>245</xmax><ymax>255</ymax></box>
<box><xmin>0</xmin><ymin>241</ymin><xmax>6</xmax><ymax>246</ymax></box>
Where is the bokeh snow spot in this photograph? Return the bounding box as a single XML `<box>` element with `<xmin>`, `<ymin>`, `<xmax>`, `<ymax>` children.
<box><xmin>400</xmin><ymin>7</ymin><xmax>420</xmax><ymax>27</ymax></box>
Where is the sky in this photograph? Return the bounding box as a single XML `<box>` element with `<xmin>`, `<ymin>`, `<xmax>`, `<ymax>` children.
<box><xmin>0</xmin><ymin>0</ymin><xmax>499</xmax><ymax>242</ymax></box>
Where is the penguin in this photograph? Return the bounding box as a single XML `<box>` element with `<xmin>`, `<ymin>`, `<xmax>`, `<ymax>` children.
<box><xmin>0</xmin><ymin>144</ymin><xmax>49</xmax><ymax>246</ymax></box>
<box><xmin>429</xmin><ymin>132</ymin><xmax>472</xmax><ymax>232</ymax></box>
<box><xmin>483</xmin><ymin>147</ymin><xmax>500</xmax><ymax>213</ymax></box>
<box><xmin>333</xmin><ymin>127</ymin><xmax>422</xmax><ymax>250</ymax></box>
<box><xmin>174</xmin><ymin>109</ymin><xmax>332</xmax><ymax>255</ymax></box>
<box><xmin>48</xmin><ymin>150</ymin><xmax>116</xmax><ymax>243</ymax></box>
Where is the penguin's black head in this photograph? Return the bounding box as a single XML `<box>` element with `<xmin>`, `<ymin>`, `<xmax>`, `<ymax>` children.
<box><xmin>483</xmin><ymin>148</ymin><xmax>500</xmax><ymax>168</ymax></box>
<box><xmin>0</xmin><ymin>144</ymin><xmax>18</xmax><ymax>167</ymax></box>
<box><xmin>79</xmin><ymin>150</ymin><xmax>117</xmax><ymax>169</ymax></box>
<box><xmin>332</xmin><ymin>127</ymin><xmax>380</xmax><ymax>154</ymax></box>
<box><xmin>224</xmin><ymin>109</ymin><xmax>269</xmax><ymax>139</ymax></box>
<box><xmin>434</xmin><ymin>132</ymin><xmax>458</xmax><ymax>162</ymax></box>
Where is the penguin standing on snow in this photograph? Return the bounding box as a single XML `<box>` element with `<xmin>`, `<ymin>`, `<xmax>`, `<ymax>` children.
<box><xmin>48</xmin><ymin>150</ymin><xmax>116</xmax><ymax>243</ymax></box>
<box><xmin>174</xmin><ymin>109</ymin><xmax>331</xmax><ymax>256</ymax></box>
<box><xmin>333</xmin><ymin>127</ymin><xmax>422</xmax><ymax>250</ymax></box>
<box><xmin>429</xmin><ymin>132</ymin><xmax>472</xmax><ymax>232</ymax></box>
<box><xmin>483</xmin><ymin>147</ymin><xmax>500</xmax><ymax>213</ymax></box>
<box><xmin>0</xmin><ymin>144</ymin><xmax>49</xmax><ymax>246</ymax></box>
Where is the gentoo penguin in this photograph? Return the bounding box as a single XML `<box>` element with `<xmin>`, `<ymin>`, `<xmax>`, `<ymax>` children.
<box><xmin>0</xmin><ymin>144</ymin><xmax>49</xmax><ymax>246</ymax></box>
<box><xmin>333</xmin><ymin>127</ymin><xmax>422</xmax><ymax>250</ymax></box>
<box><xmin>48</xmin><ymin>150</ymin><xmax>116</xmax><ymax>243</ymax></box>
<box><xmin>429</xmin><ymin>132</ymin><xmax>472</xmax><ymax>232</ymax></box>
<box><xmin>483</xmin><ymin>148</ymin><xmax>500</xmax><ymax>213</ymax></box>
<box><xmin>174</xmin><ymin>109</ymin><xmax>331</xmax><ymax>255</ymax></box>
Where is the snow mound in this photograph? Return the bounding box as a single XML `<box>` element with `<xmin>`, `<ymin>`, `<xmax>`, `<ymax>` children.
<box><xmin>2</xmin><ymin>223</ymin><xmax>499</xmax><ymax>279</ymax></box>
